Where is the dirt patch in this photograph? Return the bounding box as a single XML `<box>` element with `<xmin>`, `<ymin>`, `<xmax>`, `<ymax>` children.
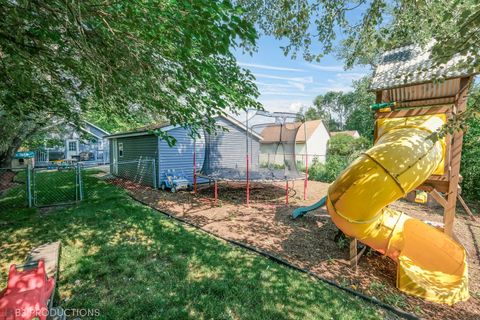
<box><xmin>115</xmin><ymin>179</ymin><xmax>480</xmax><ymax>319</ymax></box>
<box><xmin>0</xmin><ymin>171</ymin><xmax>17</xmax><ymax>192</ymax></box>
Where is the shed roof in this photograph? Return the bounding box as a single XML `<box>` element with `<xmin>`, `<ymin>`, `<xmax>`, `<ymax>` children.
<box><xmin>371</xmin><ymin>43</ymin><xmax>476</xmax><ymax>90</ymax></box>
<box><xmin>106</xmin><ymin>115</ymin><xmax>262</xmax><ymax>140</ymax></box>
<box><xmin>259</xmin><ymin>119</ymin><xmax>326</xmax><ymax>143</ymax></box>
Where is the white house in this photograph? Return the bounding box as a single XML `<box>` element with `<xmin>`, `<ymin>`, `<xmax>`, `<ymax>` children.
<box><xmin>259</xmin><ymin>119</ymin><xmax>330</xmax><ymax>165</ymax></box>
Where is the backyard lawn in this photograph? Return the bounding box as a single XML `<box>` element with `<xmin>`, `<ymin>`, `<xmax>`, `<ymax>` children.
<box><xmin>0</xmin><ymin>171</ymin><xmax>389</xmax><ymax>320</ymax></box>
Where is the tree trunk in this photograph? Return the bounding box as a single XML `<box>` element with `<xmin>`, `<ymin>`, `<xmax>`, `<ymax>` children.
<box><xmin>0</xmin><ymin>116</ymin><xmax>47</xmax><ymax>168</ymax></box>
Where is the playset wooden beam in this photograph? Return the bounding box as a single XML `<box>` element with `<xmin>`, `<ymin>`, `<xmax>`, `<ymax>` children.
<box><xmin>457</xmin><ymin>194</ymin><xmax>478</xmax><ymax>222</ymax></box>
<box><xmin>429</xmin><ymin>189</ymin><xmax>448</xmax><ymax>208</ymax></box>
<box><xmin>443</xmin><ymin>77</ymin><xmax>470</xmax><ymax>236</ymax></box>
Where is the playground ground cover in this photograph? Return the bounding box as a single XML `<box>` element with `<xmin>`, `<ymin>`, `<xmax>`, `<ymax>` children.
<box><xmin>0</xmin><ymin>170</ymin><xmax>389</xmax><ymax>320</ymax></box>
<box><xmin>123</xmin><ymin>178</ymin><xmax>480</xmax><ymax>319</ymax></box>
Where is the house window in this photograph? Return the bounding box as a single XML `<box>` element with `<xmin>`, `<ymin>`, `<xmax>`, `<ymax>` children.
<box><xmin>118</xmin><ymin>142</ymin><xmax>124</xmax><ymax>157</ymax></box>
<box><xmin>68</xmin><ymin>141</ymin><xmax>77</xmax><ymax>151</ymax></box>
<box><xmin>18</xmin><ymin>158</ymin><xmax>24</xmax><ymax>164</ymax></box>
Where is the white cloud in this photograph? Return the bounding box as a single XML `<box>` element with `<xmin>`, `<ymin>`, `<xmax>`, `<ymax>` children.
<box><xmin>254</xmin><ymin>81</ymin><xmax>296</xmax><ymax>89</ymax></box>
<box><xmin>309</xmin><ymin>85</ymin><xmax>353</xmax><ymax>93</ymax></box>
<box><xmin>261</xmin><ymin>91</ymin><xmax>311</xmax><ymax>97</ymax></box>
<box><xmin>289</xmin><ymin>102</ymin><xmax>306</xmax><ymax>112</ymax></box>
<box><xmin>335</xmin><ymin>72</ymin><xmax>365</xmax><ymax>80</ymax></box>
<box><xmin>288</xmin><ymin>81</ymin><xmax>306</xmax><ymax>91</ymax></box>
<box><xmin>259</xmin><ymin>97</ymin><xmax>312</xmax><ymax>113</ymax></box>
<box><xmin>307</xmin><ymin>64</ymin><xmax>344</xmax><ymax>72</ymax></box>
<box><xmin>239</xmin><ymin>62</ymin><xmax>305</xmax><ymax>72</ymax></box>
<box><xmin>254</xmin><ymin>73</ymin><xmax>314</xmax><ymax>84</ymax></box>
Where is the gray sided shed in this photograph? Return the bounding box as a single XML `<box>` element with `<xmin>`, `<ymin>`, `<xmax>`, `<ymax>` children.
<box><xmin>109</xmin><ymin>134</ymin><xmax>159</xmax><ymax>187</ymax></box>
<box><xmin>108</xmin><ymin>124</ymin><xmax>206</xmax><ymax>188</ymax></box>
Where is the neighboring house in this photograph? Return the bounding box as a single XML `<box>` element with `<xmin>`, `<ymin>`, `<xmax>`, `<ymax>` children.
<box><xmin>330</xmin><ymin>130</ymin><xmax>360</xmax><ymax>139</ymax></box>
<box><xmin>35</xmin><ymin>121</ymin><xmax>110</xmax><ymax>166</ymax></box>
<box><xmin>107</xmin><ymin>115</ymin><xmax>260</xmax><ymax>187</ymax></box>
<box><xmin>259</xmin><ymin>119</ymin><xmax>330</xmax><ymax>165</ymax></box>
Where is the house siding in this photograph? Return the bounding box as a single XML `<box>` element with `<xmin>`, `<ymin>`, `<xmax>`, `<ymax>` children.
<box><xmin>111</xmin><ymin>134</ymin><xmax>158</xmax><ymax>187</ymax></box>
<box><xmin>158</xmin><ymin>127</ymin><xmax>208</xmax><ymax>185</ymax></box>
<box><xmin>202</xmin><ymin>117</ymin><xmax>260</xmax><ymax>173</ymax></box>
<box><xmin>87</xmin><ymin>125</ymin><xmax>108</xmax><ymax>138</ymax></box>
<box><xmin>300</xmin><ymin>122</ymin><xmax>329</xmax><ymax>164</ymax></box>
<box><xmin>260</xmin><ymin>122</ymin><xmax>329</xmax><ymax>166</ymax></box>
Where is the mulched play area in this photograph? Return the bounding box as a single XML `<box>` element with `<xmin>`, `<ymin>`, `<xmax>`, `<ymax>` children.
<box><xmin>116</xmin><ymin>179</ymin><xmax>480</xmax><ymax>320</ymax></box>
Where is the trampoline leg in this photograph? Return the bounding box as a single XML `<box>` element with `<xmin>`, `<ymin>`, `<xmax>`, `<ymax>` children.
<box><xmin>214</xmin><ymin>180</ymin><xmax>218</xmax><ymax>206</ymax></box>
<box><xmin>304</xmin><ymin>155</ymin><xmax>308</xmax><ymax>200</ymax></box>
<box><xmin>285</xmin><ymin>180</ymin><xmax>289</xmax><ymax>205</ymax></box>
<box><xmin>193</xmin><ymin>150</ymin><xmax>197</xmax><ymax>194</ymax></box>
<box><xmin>246</xmin><ymin>154</ymin><xmax>250</xmax><ymax>207</ymax></box>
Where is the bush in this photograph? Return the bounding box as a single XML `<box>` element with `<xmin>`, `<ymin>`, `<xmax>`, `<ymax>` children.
<box><xmin>308</xmin><ymin>155</ymin><xmax>349</xmax><ymax>183</ymax></box>
<box><xmin>308</xmin><ymin>134</ymin><xmax>371</xmax><ymax>183</ymax></box>
<box><xmin>460</xmin><ymin>114</ymin><xmax>480</xmax><ymax>202</ymax></box>
<box><xmin>328</xmin><ymin>134</ymin><xmax>371</xmax><ymax>157</ymax></box>
<box><xmin>458</xmin><ymin>85</ymin><xmax>480</xmax><ymax>202</ymax></box>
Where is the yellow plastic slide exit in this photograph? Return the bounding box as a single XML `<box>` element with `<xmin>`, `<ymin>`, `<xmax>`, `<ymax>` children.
<box><xmin>326</xmin><ymin>114</ymin><xmax>469</xmax><ymax>305</ymax></box>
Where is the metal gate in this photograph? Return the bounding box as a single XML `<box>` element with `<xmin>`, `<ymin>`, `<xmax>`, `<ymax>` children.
<box><xmin>32</xmin><ymin>165</ymin><xmax>83</xmax><ymax>207</ymax></box>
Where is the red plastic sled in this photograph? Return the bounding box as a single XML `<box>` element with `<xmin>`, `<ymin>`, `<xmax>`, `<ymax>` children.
<box><xmin>0</xmin><ymin>260</ymin><xmax>55</xmax><ymax>320</ymax></box>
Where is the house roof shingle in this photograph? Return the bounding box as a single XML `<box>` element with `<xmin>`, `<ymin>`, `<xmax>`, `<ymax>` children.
<box><xmin>259</xmin><ymin>119</ymin><xmax>325</xmax><ymax>143</ymax></box>
<box><xmin>106</xmin><ymin>115</ymin><xmax>263</xmax><ymax>140</ymax></box>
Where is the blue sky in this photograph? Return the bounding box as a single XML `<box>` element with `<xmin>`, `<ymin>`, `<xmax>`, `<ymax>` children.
<box><xmin>235</xmin><ymin>35</ymin><xmax>372</xmax><ymax>114</ymax></box>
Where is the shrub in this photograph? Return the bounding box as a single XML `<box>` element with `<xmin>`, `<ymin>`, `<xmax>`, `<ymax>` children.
<box><xmin>308</xmin><ymin>155</ymin><xmax>349</xmax><ymax>183</ymax></box>
<box><xmin>460</xmin><ymin>113</ymin><xmax>480</xmax><ymax>202</ymax></box>
<box><xmin>308</xmin><ymin>134</ymin><xmax>370</xmax><ymax>183</ymax></box>
<box><xmin>328</xmin><ymin>134</ymin><xmax>371</xmax><ymax>157</ymax></box>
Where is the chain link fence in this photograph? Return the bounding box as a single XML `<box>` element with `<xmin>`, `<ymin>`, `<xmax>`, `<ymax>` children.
<box><xmin>80</xmin><ymin>160</ymin><xmax>156</xmax><ymax>201</ymax></box>
<box><xmin>32</xmin><ymin>166</ymin><xmax>81</xmax><ymax>206</ymax></box>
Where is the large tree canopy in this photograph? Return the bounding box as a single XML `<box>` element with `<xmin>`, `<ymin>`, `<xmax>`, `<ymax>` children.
<box><xmin>303</xmin><ymin>76</ymin><xmax>375</xmax><ymax>138</ymax></box>
<box><xmin>238</xmin><ymin>0</ymin><xmax>480</xmax><ymax>72</ymax></box>
<box><xmin>0</xmin><ymin>0</ymin><xmax>260</xmax><ymax>166</ymax></box>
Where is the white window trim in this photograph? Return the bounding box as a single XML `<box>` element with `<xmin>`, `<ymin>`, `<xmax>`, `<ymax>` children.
<box><xmin>68</xmin><ymin>140</ymin><xmax>78</xmax><ymax>152</ymax></box>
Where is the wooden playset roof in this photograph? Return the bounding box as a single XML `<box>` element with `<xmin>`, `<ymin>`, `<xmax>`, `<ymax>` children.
<box><xmin>371</xmin><ymin>43</ymin><xmax>475</xmax><ymax>91</ymax></box>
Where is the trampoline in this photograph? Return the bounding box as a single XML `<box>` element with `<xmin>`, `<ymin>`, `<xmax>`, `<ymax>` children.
<box><xmin>194</xmin><ymin>110</ymin><xmax>309</xmax><ymax>205</ymax></box>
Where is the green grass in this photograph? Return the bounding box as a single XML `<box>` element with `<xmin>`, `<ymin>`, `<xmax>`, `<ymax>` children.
<box><xmin>0</xmin><ymin>168</ymin><xmax>77</xmax><ymax>208</ymax></box>
<box><xmin>0</xmin><ymin>170</ymin><xmax>387</xmax><ymax>319</ymax></box>
<box><xmin>33</xmin><ymin>168</ymin><xmax>77</xmax><ymax>205</ymax></box>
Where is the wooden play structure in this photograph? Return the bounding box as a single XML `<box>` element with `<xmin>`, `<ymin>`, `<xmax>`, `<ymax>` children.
<box><xmin>370</xmin><ymin>44</ymin><xmax>478</xmax><ymax>237</ymax></box>
<box><xmin>293</xmin><ymin>44</ymin><xmax>476</xmax><ymax>304</ymax></box>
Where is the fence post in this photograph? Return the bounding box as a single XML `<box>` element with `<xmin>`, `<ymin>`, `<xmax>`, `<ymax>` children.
<box><xmin>26</xmin><ymin>165</ymin><xmax>32</xmax><ymax>208</ymax></box>
<box><xmin>78</xmin><ymin>164</ymin><xmax>84</xmax><ymax>201</ymax></box>
<box><xmin>152</xmin><ymin>160</ymin><xmax>157</xmax><ymax>189</ymax></box>
<box><xmin>75</xmin><ymin>165</ymin><xmax>79</xmax><ymax>202</ymax></box>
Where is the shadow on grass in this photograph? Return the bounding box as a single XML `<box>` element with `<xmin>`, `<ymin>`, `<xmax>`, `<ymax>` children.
<box><xmin>0</xmin><ymin>172</ymin><xmax>387</xmax><ymax>319</ymax></box>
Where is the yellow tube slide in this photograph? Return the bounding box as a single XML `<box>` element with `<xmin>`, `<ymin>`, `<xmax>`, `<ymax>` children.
<box><xmin>327</xmin><ymin>114</ymin><xmax>469</xmax><ymax>305</ymax></box>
